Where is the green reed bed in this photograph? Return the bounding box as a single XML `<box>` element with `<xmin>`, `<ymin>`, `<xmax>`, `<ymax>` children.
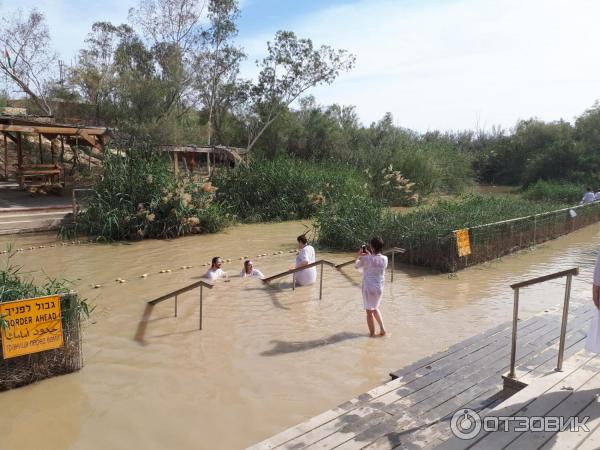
<box><xmin>522</xmin><ymin>180</ymin><xmax>583</xmax><ymax>205</ymax></box>
<box><xmin>212</xmin><ymin>156</ymin><xmax>368</xmax><ymax>222</ymax></box>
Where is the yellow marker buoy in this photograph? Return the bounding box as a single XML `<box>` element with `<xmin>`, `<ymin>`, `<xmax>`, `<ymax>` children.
<box><xmin>94</xmin><ymin>285</ymin><xmax>101</xmax><ymax>289</ymax></box>
<box><xmin>141</xmin><ymin>274</ymin><xmax>148</xmax><ymax>278</ymax></box>
<box><xmin>119</xmin><ymin>279</ymin><xmax>127</xmax><ymax>283</ymax></box>
<box><xmin>166</xmin><ymin>269</ymin><xmax>172</xmax><ymax>273</ymax></box>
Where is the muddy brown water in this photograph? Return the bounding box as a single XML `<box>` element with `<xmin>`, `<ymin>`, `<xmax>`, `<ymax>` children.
<box><xmin>1</xmin><ymin>221</ymin><xmax>599</xmax><ymax>450</ymax></box>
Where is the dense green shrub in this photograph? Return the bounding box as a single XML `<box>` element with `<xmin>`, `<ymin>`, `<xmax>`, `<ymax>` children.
<box><xmin>316</xmin><ymin>193</ymin><xmax>564</xmax><ymax>251</ymax></box>
<box><xmin>72</xmin><ymin>147</ymin><xmax>231</xmax><ymax>240</ymax></box>
<box><xmin>522</xmin><ymin>180</ymin><xmax>583</xmax><ymax>205</ymax></box>
<box><xmin>212</xmin><ymin>156</ymin><xmax>367</xmax><ymax>222</ymax></box>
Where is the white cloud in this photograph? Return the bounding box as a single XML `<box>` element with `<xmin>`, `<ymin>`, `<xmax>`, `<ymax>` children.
<box><xmin>239</xmin><ymin>0</ymin><xmax>600</xmax><ymax>131</ymax></box>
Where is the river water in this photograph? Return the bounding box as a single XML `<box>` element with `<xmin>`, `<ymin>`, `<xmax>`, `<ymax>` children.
<box><xmin>0</xmin><ymin>220</ymin><xmax>599</xmax><ymax>450</ymax></box>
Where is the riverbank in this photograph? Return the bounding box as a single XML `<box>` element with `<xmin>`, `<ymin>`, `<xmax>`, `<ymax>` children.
<box><xmin>1</xmin><ymin>221</ymin><xmax>600</xmax><ymax>449</ymax></box>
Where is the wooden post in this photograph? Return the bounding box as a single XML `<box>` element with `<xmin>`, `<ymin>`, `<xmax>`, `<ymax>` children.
<box><xmin>391</xmin><ymin>251</ymin><xmax>395</xmax><ymax>283</ymax></box>
<box><xmin>173</xmin><ymin>151</ymin><xmax>179</xmax><ymax>174</ymax></box>
<box><xmin>207</xmin><ymin>151</ymin><xmax>211</xmax><ymax>177</ymax></box>
<box><xmin>174</xmin><ymin>295</ymin><xmax>178</xmax><ymax>317</ymax></box>
<box><xmin>50</xmin><ymin>138</ymin><xmax>56</xmax><ymax>163</ymax></box>
<box><xmin>16</xmin><ymin>132</ymin><xmax>23</xmax><ymax>188</ymax></box>
<box><xmin>38</xmin><ymin>134</ymin><xmax>43</xmax><ymax>164</ymax></box>
<box><xmin>60</xmin><ymin>136</ymin><xmax>65</xmax><ymax>185</ymax></box>
<box><xmin>3</xmin><ymin>133</ymin><xmax>7</xmax><ymax>180</ymax></box>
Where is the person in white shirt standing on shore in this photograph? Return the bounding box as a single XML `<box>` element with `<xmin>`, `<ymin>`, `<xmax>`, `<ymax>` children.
<box><xmin>581</xmin><ymin>187</ymin><xmax>595</xmax><ymax>204</ymax></box>
<box><xmin>293</xmin><ymin>235</ymin><xmax>317</xmax><ymax>286</ymax></box>
<box><xmin>355</xmin><ymin>236</ymin><xmax>388</xmax><ymax>337</ymax></box>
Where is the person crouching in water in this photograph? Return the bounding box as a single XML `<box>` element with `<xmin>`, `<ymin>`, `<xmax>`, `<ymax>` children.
<box><xmin>241</xmin><ymin>259</ymin><xmax>264</xmax><ymax>278</ymax></box>
<box><xmin>204</xmin><ymin>256</ymin><xmax>228</xmax><ymax>281</ymax></box>
<box><xmin>294</xmin><ymin>234</ymin><xmax>317</xmax><ymax>285</ymax></box>
<box><xmin>355</xmin><ymin>237</ymin><xmax>387</xmax><ymax>337</ymax></box>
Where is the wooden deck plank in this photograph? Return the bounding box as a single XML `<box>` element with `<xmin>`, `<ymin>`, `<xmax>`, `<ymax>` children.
<box><xmin>470</xmin><ymin>358</ymin><xmax>600</xmax><ymax>449</ymax></box>
<box><xmin>327</xmin><ymin>322</ymin><xmax>578</xmax><ymax>450</ymax></box>
<box><xmin>434</xmin><ymin>351</ymin><xmax>595</xmax><ymax>450</ymax></box>
<box><xmin>249</xmin><ymin>303</ymin><xmax>595</xmax><ymax>450</ymax></box>
<box><xmin>574</xmin><ymin>420</ymin><xmax>600</xmax><ymax>450</ymax></box>
<box><xmin>529</xmin><ymin>372</ymin><xmax>600</xmax><ymax>450</ymax></box>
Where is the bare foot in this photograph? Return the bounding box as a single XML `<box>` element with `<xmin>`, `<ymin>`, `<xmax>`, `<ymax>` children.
<box><xmin>369</xmin><ymin>333</ymin><xmax>376</xmax><ymax>338</ymax></box>
<box><xmin>379</xmin><ymin>330</ymin><xmax>387</xmax><ymax>337</ymax></box>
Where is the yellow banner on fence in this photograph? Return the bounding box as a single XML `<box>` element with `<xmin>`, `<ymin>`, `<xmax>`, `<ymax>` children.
<box><xmin>0</xmin><ymin>295</ymin><xmax>64</xmax><ymax>359</ymax></box>
<box><xmin>455</xmin><ymin>228</ymin><xmax>471</xmax><ymax>257</ymax></box>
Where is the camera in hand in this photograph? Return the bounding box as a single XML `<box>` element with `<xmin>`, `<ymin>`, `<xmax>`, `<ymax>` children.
<box><xmin>361</xmin><ymin>245</ymin><xmax>367</xmax><ymax>253</ymax></box>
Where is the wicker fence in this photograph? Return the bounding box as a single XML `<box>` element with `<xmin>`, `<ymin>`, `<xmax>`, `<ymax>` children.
<box><xmin>398</xmin><ymin>202</ymin><xmax>600</xmax><ymax>273</ymax></box>
<box><xmin>0</xmin><ymin>294</ymin><xmax>82</xmax><ymax>391</ymax></box>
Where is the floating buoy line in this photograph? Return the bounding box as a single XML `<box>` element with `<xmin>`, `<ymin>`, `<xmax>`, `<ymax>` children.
<box><xmin>1</xmin><ymin>241</ymin><xmax>300</xmax><ymax>289</ymax></box>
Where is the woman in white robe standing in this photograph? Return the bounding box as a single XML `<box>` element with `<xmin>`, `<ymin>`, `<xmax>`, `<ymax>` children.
<box><xmin>294</xmin><ymin>235</ymin><xmax>317</xmax><ymax>286</ymax></box>
<box><xmin>355</xmin><ymin>237</ymin><xmax>388</xmax><ymax>337</ymax></box>
<box><xmin>585</xmin><ymin>250</ymin><xmax>600</xmax><ymax>352</ymax></box>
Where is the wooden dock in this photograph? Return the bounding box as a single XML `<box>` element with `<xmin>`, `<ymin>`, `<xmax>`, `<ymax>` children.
<box><xmin>249</xmin><ymin>301</ymin><xmax>595</xmax><ymax>450</ymax></box>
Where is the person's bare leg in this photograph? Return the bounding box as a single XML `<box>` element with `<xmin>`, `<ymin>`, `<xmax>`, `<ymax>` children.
<box><xmin>366</xmin><ymin>310</ymin><xmax>375</xmax><ymax>337</ymax></box>
<box><xmin>373</xmin><ymin>309</ymin><xmax>386</xmax><ymax>336</ymax></box>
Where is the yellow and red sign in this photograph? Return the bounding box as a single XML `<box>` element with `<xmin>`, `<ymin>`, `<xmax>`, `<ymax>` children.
<box><xmin>455</xmin><ymin>228</ymin><xmax>472</xmax><ymax>257</ymax></box>
<box><xmin>0</xmin><ymin>295</ymin><xmax>64</xmax><ymax>359</ymax></box>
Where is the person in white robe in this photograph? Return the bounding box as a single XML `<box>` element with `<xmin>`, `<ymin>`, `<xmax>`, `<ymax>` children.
<box><xmin>203</xmin><ymin>256</ymin><xmax>228</xmax><ymax>281</ymax></box>
<box><xmin>586</xmin><ymin>251</ymin><xmax>600</xmax><ymax>353</ymax></box>
<box><xmin>294</xmin><ymin>235</ymin><xmax>317</xmax><ymax>286</ymax></box>
<box><xmin>240</xmin><ymin>260</ymin><xmax>264</xmax><ymax>278</ymax></box>
<box><xmin>355</xmin><ymin>237</ymin><xmax>388</xmax><ymax>337</ymax></box>
<box><xmin>581</xmin><ymin>187</ymin><xmax>595</xmax><ymax>205</ymax></box>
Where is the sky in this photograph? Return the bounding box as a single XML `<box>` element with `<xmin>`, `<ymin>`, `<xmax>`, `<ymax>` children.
<box><xmin>1</xmin><ymin>0</ymin><xmax>600</xmax><ymax>132</ymax></box>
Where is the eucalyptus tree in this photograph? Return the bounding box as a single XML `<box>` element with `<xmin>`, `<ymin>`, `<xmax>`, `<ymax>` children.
<box><xmin>70</xmin><ymin>22</ymin><xmax>134</xmax><ymax>120</ymax></box>
<box><xmin>241</xmin><ymin>31</ymin><xmax>356</xmax><ymax>151</ymax></box>
<box><xmin>196</xmin><ymin>0</ymin><xmax>245</xmax><ymax>145</ymax></box>
<box><xmin>0</xmin><ymin>9</ymin><xmax>56</xmax><ymax>115</ymax></box>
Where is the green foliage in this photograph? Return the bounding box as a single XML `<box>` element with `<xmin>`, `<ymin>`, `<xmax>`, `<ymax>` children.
<box><xmin>522</xmin><ymin>180</ymin><xmax>583</xmax><ymax>205</ymax></box>
<box><xmin>0</xmin><ymin>246</ymin><xmax>92</xmax><ymax>328</ymax></box>
<box><xmin>212</xmin><ymin>155</ymin><xmax>367</xmax><ymax>222</ymax></box>
<box><xmin>316</xmin><ymin>193</ymin><xmax>564</xmax><ymax>251</ymax></box>
<box><xmin>314</xmin><ymin>193</ymin><xmax>383</xmax><ymax>250</ymax></box>
<box><xmin>71</xmin><ymin>145</ymin><xmax>230</xmax><ymax>240</ymax></box>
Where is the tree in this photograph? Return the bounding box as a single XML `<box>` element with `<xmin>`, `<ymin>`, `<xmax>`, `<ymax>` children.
<box><xmin>0</xmin><ymin>9</ymin><xmax>56</xmax><ymax>115</ymax></box>
<box><xmin>196</xmin><ymin>0</ymin><xmax>245</xmax><ymax>145</ymax></box>
<box><xmin>128</xmin><ymin>0</ymin><xmax>206</xmax><ymax>115</ymax></box>
<box><xmin>241</xmin><ymin>30</ymin><xmax>355</xmax><ymax>151</ymax></box>
<box><xmin>70</xmin><ymin>22</ymin><xmax>134</xmax><ymax>119</ymax></box>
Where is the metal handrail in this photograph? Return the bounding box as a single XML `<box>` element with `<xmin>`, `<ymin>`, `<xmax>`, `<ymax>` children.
<box><xmin>262</xmin><ymin>259</ymin><xmax>337</xmax><ymax>300</ymax></box>
<box><xmin>147</xmin><ymin>279</ymin><xmax>214</xmax><ymax>330</ymax></box>
<box><xmin>507</xmin><ymin>267</ymin><xmax>579</xmax><ymax>378</ymax></box>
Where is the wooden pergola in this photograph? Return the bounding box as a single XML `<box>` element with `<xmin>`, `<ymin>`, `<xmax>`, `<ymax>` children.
<box><xmin>160</xmin><ymin>145</ymin><xmax>249</xmax><ymax>176</ymax></box>
<box><xmin>0</xmin><ymin>115</ymin><xmax>111</xmax><ymax>186</ymax></box>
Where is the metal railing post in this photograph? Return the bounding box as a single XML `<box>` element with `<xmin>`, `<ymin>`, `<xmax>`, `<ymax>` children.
<box><xmin>174</xmin><ymin>295</ymin><xmax>178</xmax><ymax>317</ymax></box>
<box><xmin>556</xmin><ymin>274</ymin><xmax>573</xmax><ymax>371</ymax></box>
<box><xmin>199</xmin><ymin>285</ymin><xmax>203</xmax><ymax>330</ymax></box>
<box><xmin>319</xmin><ymin>262</ymin><xmax>324</xmax><ymax>300</ymax></box>
<box><xmin>509</xmin><ymin>287</ymin><xmax>520</xmax><ymax>378</ymax></box>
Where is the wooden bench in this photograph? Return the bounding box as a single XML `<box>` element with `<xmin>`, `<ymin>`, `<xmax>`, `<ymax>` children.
<box><xmin>17</xmin><ymin>164</ymin><xmax>61</xmax><ymax>188</ymax></box>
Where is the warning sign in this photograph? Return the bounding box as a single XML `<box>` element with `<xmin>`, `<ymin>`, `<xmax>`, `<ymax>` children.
<box><xmin>0</xmin><ymin>295</ymin><xmax>64</xmax><ymax>359</ymax></box>
<box><xmin>455</xmin><ymin>228</ymin><xmax>472</xmax><ymax>257</ymax></box>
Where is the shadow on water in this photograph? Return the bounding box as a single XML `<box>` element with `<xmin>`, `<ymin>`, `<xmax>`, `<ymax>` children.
<box><xmin>260</xmin><ymin>331</ymin><xmax>365</xmax><ymax>356</ymax></box>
